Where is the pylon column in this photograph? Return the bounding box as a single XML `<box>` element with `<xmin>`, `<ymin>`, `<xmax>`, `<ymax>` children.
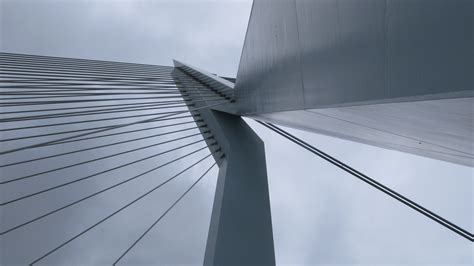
<box><xmin>172</xmin><ymin>61</ymin><xmax>275</xmax><ymax>265</ymax></box>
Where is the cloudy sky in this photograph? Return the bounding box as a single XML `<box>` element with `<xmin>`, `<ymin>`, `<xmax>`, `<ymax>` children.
<box><xmin>0</xmin><ymin>0</ymin><xmax>472</xmax><ymax>265</ymax></box>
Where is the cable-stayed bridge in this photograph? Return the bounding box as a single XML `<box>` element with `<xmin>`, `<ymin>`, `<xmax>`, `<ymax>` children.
<box><xmin>1</xmin><ymin>0</ymin><xmax>473</xmax><ymax>265</ymax></box>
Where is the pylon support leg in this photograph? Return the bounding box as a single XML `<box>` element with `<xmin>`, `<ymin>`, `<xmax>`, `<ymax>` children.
<box><xmin>172</xmin><ymin>61</ymin><xmax>275</xmax><ymax>265</ymax></box>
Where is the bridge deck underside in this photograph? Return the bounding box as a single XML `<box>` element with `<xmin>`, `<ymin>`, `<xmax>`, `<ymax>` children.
<box><xmin>250</xmin><ymin>97</ymin><xmax>473</xmax><ymax>167</ymax></box>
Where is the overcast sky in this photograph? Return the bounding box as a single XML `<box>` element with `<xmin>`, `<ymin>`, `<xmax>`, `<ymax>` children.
<box><xmin>0</xmin><ymin>0</ymin><xmax>472</xmax><ymax>265</ymax></box>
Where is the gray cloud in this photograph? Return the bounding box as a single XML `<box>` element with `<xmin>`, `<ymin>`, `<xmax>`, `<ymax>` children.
<box><xmin>247</xmin><ymin>119</ymin><xmax>472</xmax><ymax>265</ymax></box>
<box><xmin>1</xmin><ymin>0</ymin><xmax>472</xmax><ymax>265</ymax></box>
<box><xmin>0</xmin><ymin>0</ymin><xmax>251</xmax><ymax>77</ymax></box>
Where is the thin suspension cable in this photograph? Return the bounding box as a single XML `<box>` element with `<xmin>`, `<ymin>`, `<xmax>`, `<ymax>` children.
<box><xmin>0</xmin><ymin>104</ymin><xmax>191</xmax><ymax>123</ymax></box>
<box><xmin>0</xmin><ymin>100</ymin><xmax>189</xmax><ymax>115</ymax></box>
<box><xmin>0</xmin><ymin>103</ymin><xmax>195</xmax><ymax>123</ymax></box>
<box><xmin>0</xmin><ymin>115</ymin><xmax>195</xmax><ymax>143</ymax></box>
<box><xmin>0</xmin><ymin>117</ymin><xmax>197</xmax><ymax>143</ymax></box>
<box><xmin>0</xmin><ymin>86</ymin><xmax>219</xmax><ymax>95</ymax></box>
<box><xmin>0</xmin><ymin>53</ymin><xmax>174</xmax><ymax>70</ymax></box>
<box><xmin>0</xmin><ymin>90</ymin><xmax>220</xmax><ymax>100</ymax></box>
<box><xmin>256</xmin><ymin>121</ymin><xmax>474</xmax><ymax>242</ymax></box>
<box><xmin>0</xmin><ymin>91</ymin><xmax>219</xmax><ymax>101</ymax></box>
<box><xmin>0</xmin><ymin>52</ymin><xmax>175</xmax><ymax>67</ymax></box>
<box><xmin>0</xmin><ymin>86</ymin><xmax>219</xmax><ymax>101</ymax></box>
<box><xmin>0</xmin><ymin>102</ymin><xmax>197</xmax><ymax>129</ymax></box>
<box><xmin>0</xmin><ymin>59</ymin><xmax>175</xmax><ymax>75</ymax></box>
<box><xmin>0</xmin><ymin>69</ymin><xmax>191</xmax><ymax>80</ymax></box>
<box><xmin>0</xmin><ymin>113</ymin><xmax>198</xmax><ymax>152</ymax></box>
<box><xmin>0</xmin><ymin>75</ymin><xmax>179</xmax><ymax>86</ymax></box>
<box><xmin>0</xmin><ymin>129</ymin><xmax>204</xmax><ymax>168</ymax></box>
<box><xmin>0</xmin><ymin>67</ymin><xmax>177</xmax><ymax>80</ymax></box>
<box><xmin>0</xmin><ymin>102</ymin><xmax>189</xmax><ymax>121</ymax></box>
<box><xmin>0</xmin><ymin>90</ymin><xmax>220</xmax><ymax>107</ymax></box>
<box><xmin>0</xmin><ymin>64</ymin><xmax>175</xmax><ymax>79</ymax></box>
<box><xmin>0</xmin><ymin>52</ymin><xmax>170</xmax><ymax>68</ymax></box>
<box><xmin>0</xmin><ymin>150</ymin><xmax>219</xmax><ymax>236</ymax></box>
<box><xmin>0</xmin><ymin>90</ymin><xmax>219</xmax><ymax>98</ymax></box>
<box><xmin>50</xmin><ymin>123</ymin><xmax>201</xmax><ymax>146</ymax></box>
<box><xmin>0</xmin><ymin>86</ymin><xmax>203</xmax><ymax>92</ymax></box>
<box><xmin>0</xmin><ymin>95</ymin><xmax>226</xmax><ymax>107</ymax></box>
<box><xmin>0</xmin><ymin>97</ymin><xmax>189</xmax><ymax>108</ymax></box>
<box><xmin>0</xmin><ymin>82</ymin><xmax>210</xmax><ymax>90</ymax></box>
<box><xmin>0</xmin><ymin>55</ymin><xmax>228</xmax><ymax>264</ymax></box>
<box><xmin>0</xmin><ymin>127</ymin><xmax>205</xmax><ymax>173</ymax></box>
<box><xmin>0</xmin><ymin>66</ymin><xmax>173</xmax><ymax>79</ymax></box>
<box><xmin>0</xmin><ymin>108</ymin><xmax>190</xmax><ymax>132</ymax></box>
<box><xmin>0</xmin><ymin>67</ymin><xmax>192</xmax><ymax>82</ymax></box>
<box><xmin>0</xmin><ymin>90</ymin><xmax>187</xmax><ymax>96</ymax></box>
<box><xmin>0</xmin><ymin>128</ymin><xmax>205</xmax><ymax>183</ymax></box>
<box><xmin>113</xmin><ymin>161</ymin><xmax>218</xmax><ymax>265</ymax></box>
<box><xmin>0</xmin><ymin>56</ymin><xmax>174</xmax><ymax>71</ymax></box>
<box><xmin>0</xmin><ymin>81</ymin><xmax>202</xmax><ymax>94</ymax></box>
<box><xmin>0</xmin><ymin>142</ymin><xmax>215</xmax><ymax>206</ymax></box>
<box><xmin>0</xmin><ymin>100</ymin><xmax>227</xmax><ymax>155</ymax></box>
<box><xmin>261</xmin><ymin>122</ymin><xmax>474</xmax><ymax>239</ymax></box>
<box><xmin>0</xmin><ymin>81</ymin><xmax>213</xmax><ymax>89</ymax></box>
<box><xmin>0</xmin><ymin>77</ymin><xmax>184</xmax><ymax>89</ymax></box>
<box><xmin>28</xmin><ymin>151</ymin><xmax>217</xmax><ymax>266</ymax></box>
<box><xmin>0</xmin><ymin>76</ymin><xmax>206</xmax><ymax>88</ymax></box>
<box><xmin>0</xmin><ymin>95</ymin><xmax>215</xmax><ymax>106</ymax></box>
<box><xmin>0</xmin><ymin>60</ymin><xmax>172</xmax><ymax>71</ymax></box>
<box><xmin>0</xmin><ymin>82</ymin><xmax>199</xmax><ymax>90</ymax></box>
<box><xmin>0</xmin><ymin>78</ymin><xmax>202</xmax><ymax>89</ymax></box>
<box><xmin>0</xmin><ymin>134</ymin><xmax>210</xmax><ymax>186</ymax></box>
